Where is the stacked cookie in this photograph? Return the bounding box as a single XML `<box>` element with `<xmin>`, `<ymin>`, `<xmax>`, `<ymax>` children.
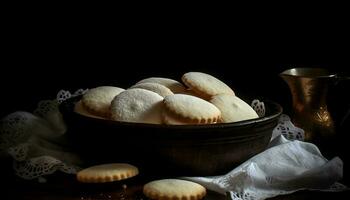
<box><xmin>74</xmin><ymin>72</ymin><xmax>258</xmax><ymax>124</ymax></box>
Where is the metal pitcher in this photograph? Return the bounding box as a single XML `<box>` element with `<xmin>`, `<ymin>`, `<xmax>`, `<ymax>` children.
<box><xmin>280</xmin><ymin>68</ymin><xmax>349</xmax><ymax>143</ymax></box>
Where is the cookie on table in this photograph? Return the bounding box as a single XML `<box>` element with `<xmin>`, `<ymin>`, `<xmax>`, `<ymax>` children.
<box><xmin>210</xmin><ymin>94</ymin><xmax>259</xmax><ymax>123</ymax></box>
<box><xmin>77</xmin><ymin>163</ymin><xmax>139</xmax><ymax>183</ymax></box>
<box><xmin>163</xmin><ymin>94</ymin><xmax>221</xmax><ymax>125</ymax></box>
<box><xmin>110</xmin><ymin>88</ymin><xmax>164</xmax><ymax>124</ymax></box>
<box><xmin>143</xmin><ymin>179</ymin><xmax>206</xmax><ymax>200</ymax></box>
<box><xmin>136</xmin><ymin>77</ymin><xmax>187</xmax><ymax>93</ymax></box>
<box><xmin>182</xmin><ymin>72</ymin><xmax>235</xmax><ymax>99</ymax></box>
<box><xmin>130</xmin><ymin>82</ymin><xmax>174</xmax><ymax>97</ymax></box>
<box><xmin>82</xmin><ymin>86</ymin><xmax>125</xmax><ymax>117</ymax></box>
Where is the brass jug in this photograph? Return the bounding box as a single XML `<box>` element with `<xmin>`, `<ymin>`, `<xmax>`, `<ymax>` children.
<box><xmin>280</xmin><ymin>68</ymin><xmax>342</xmax><ymax>143</ymax></box>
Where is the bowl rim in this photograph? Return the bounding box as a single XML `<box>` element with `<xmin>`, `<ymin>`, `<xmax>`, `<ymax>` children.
<box><xmin>59</xmin><ymin>95</ymin><xmax>283</xmax><ymax>130</ymax></box>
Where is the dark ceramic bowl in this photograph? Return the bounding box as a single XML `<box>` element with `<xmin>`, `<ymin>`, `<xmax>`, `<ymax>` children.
<box><xmin>60</xmin><ymin>96</ymin><xmax>282</xmax><ymax>176</ymax></box>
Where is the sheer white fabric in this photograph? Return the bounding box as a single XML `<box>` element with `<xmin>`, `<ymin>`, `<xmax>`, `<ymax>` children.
<box><xmin>0</xmin><ymin>89</ymin><xmax>87</xmax><ymax>181</ymax></box>
<box><xmin>185</xmin><ymin>134</ymin><xmax>346</xmax><ymax>200</ymax></box>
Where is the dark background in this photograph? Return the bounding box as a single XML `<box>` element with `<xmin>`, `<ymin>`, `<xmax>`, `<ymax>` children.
<box><xmin>1</xmin><ymin>10</ymin><xmax>350</xmax><ymax>180</ymax></box>
<box><xmin>1</xmin><ymin>10</ymin><xmax>349</xmax><ymax>119</ymax></box>
<box><xmin>1</xmin><ymin>7</ymin><xmax>350</xmax><ymax>199</ymax></box>
<box><xmin>1</xmin><ymin>11</ymin><xmax>350</xmax><ymax>199</ymax></box>
<box><xmin>1</xmin><ymin>14</ymin><xmax>350</xmax><ymax>140</ymax></box>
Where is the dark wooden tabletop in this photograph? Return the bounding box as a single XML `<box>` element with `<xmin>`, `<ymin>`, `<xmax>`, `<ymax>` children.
<box><xmin>1</xmin><ymin>162</ymin><xmax>349</xmax><ymax>200</ymax></box>
<box><xmin>3</xmin><ymin>175</ymin><xmax>350</xmax><ymax>200</ymax></box>
<box><xmin>2</xmin><ymin>128</ymin><xmax>350</xmax><ymax>200</ymax></box>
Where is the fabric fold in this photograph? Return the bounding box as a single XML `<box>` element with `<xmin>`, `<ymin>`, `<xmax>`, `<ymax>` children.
<box><xmin>185</xmin><ymin>135</ymin><xmax>346</xmax><ymax>200</ymax></box>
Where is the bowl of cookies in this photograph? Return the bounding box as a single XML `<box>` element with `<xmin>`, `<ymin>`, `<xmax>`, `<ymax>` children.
<box><xmin>60</xmin><ymin>72</ymin><xmax>282</xmax><ymax>176</ymax></box>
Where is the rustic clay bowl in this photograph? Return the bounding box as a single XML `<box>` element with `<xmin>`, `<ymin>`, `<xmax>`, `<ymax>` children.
<box><xmin>60</xmin><ymin>96</ymin><xmax>282</xmax><ymax>176</ymax></box>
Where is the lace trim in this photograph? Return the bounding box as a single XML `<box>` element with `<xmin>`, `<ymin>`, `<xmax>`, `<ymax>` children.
<box><xmin>13</xmin><ymin>156</ymin><xmax>79</xmax><ymax>180</ymax></box>
<box><xmin>251</xmin><ymin>100</ymin><xmax>265</xmax><ymax>117</ymax></box>
<box><xmin>56</xmin><ymin>89</ymin><xmax>88</xmax><ymax>104</ymax></box>
<box><xmin>0</xmin><ymin>89</ymin><xmax>84</xmax><ymax>181</ymax></box>
<box><xmin>272</xmin><ymin>114</ymin><xmax>305</xmax><ymax>141</ymax></box>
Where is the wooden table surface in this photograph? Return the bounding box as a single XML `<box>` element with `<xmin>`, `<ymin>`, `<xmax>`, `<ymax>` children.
<box><xmin>2</xmin><ymin>166</ymin><xmax>349</xmax><ymax>200</ymax></box>
<box><xmin>2</xmin><ymin>130</ymin><xmax>350</xmax><ymax>200</ymax></box>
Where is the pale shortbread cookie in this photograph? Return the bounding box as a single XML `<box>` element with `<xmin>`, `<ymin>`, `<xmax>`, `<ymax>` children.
<box><xmin>74</xmin><ymin>100</ymin><xmax>106</xmax><ymax>119</ymax></box>
<box><xmin>143</xmin><ymin>179</ymin><xmax>206</xmax><ymax>200</ymax></box>
<box><xmin>162</xmin><ymin>109</ymin><xmax>189</xmax><ymax>125</ymax></box>
<box><xmin>163</xmin><ymin>94</ymin><xmax>221</xmax><ymax>124</ymax></box>
<box><xmin>82</xmin><ymin>86</ymin><xmax>124</xmax><ymax>117</ymax></box>
<box><xmin>77</xmin><ymin>163</ymin><xmax>139</xmax><ymax>183</ymax></box>
<box><xmin>130</xmin><ymin>82</ymin><xmax>174</xmax><ymax>97</ymax></box>
<box><xmin>110</xmin><ymin>88</ymin><xmax>163</xmax><ymax>124</ymax></box>
<box><xmin>182</xmin><ymin>72</ymin><xmax>235</xmax><ymax>99</ymax></box>
<box><xmin>210</xmin><ymin>94</ymin><xmax>259</xmax><ymax>123</ymax></box>
<box><xmin>136</xmin><ymin>77</ymin><xmax>187</xmax><ymax>93</ymax></box>
<box><xmin>180</xmin><ymin>88</ymin><xmax>208</xmax><ymax>99</ymax></box>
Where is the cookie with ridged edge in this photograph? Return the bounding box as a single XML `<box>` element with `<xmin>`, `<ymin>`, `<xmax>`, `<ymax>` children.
<box><xmin>130</xmin><ymin>82</ymin><xmax>174</xmax><ymax>97</ymax></box>
<box><xmin>82</xmin><ymin>86</ymin><xmax>125</xmax><ymax>117</ymax></box>
<box><xmin>182</xmin><ymin>72</ymin><xmax>235</xmax><ymax>99</ymax></box>
<box><xmin>136</xmin><ymin>77</ymin><xmax>187</xmax><ymax>93</ymax></box>
<box><xmin>110</xmin><ymin>88</ymin><xmax>164</xmax><ymax>124</ymax></box>
<box><xmin>210</xmin><ymin>94</ymin><xmax>259</xmax><ymax>123</ymax></box>
<box><xmin>77</xmin><ymin>163</ymin><xmax>139</xmax><ymax>183</ymax></box>
<box><xmin>162</xmin><ymin>108</ymin><xmax>190</xmax><ymax>125</ymax></box>
<box><xmin>143</xmin><ymin>179</ymin><xmax>206</xmax><ymax>200</ymax></box>
<box><xmin>163</xmin><ymin>94</ymin><xmax>221</xmax><ymax>124</ymax></box>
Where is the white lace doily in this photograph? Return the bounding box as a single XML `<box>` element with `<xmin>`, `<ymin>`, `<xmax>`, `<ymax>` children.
<box><xmin>0</xmin><ymin>89</ymin><xmax>87</xmax><ymax>181</ymax></box>
<box><xmin>271</xmin><ymin>114</ymin><xmax>305</xmax><ymax>141</ymax></box>
<box><xmin>251</xmin><ymin>99</ymin><xmax>265</xmax><ymax>118</ymax></box>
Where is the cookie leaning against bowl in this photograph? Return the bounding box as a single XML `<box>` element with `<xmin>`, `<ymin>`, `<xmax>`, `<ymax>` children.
<box><xmin>182</xmin><ymin>72</ymin><xmax>235</xmax><ymax>99</ymax></box>
<box><xmin>77</xmin><ymin>163</ymin><xmax>139</xmax><ymax>183</ymax></box>
<box><xmin>135</xmin><ymin>77</ymin><xmax>187</xmax><ymax>93</ymax></box>
<box><xmin>143</xmin><ymin>179</ymin><xmax>206</xmax><ymax>200</ymax></box>
<box><xmin>210</xmin><ymin>94</ymin><xmax>259</xmax><ymax>123</ymax></box>
<box><xmin>130</xmin><ymin>82</ymin><xmax>174</xmax><ymax>97</ymax></box>
<box><xmin>163</xmin><ymin>94</ymin><xmax>221</xmax><ymax>125</ymax></box>
<box><xmin>81</xmin><ymin>86</ymin><xmax>125</xmax><ymax>117</ymax></box>
<box><xmin>110</xmin><ymin>88</ymin><xmax>164</xmax><ymax>124</ymax></box>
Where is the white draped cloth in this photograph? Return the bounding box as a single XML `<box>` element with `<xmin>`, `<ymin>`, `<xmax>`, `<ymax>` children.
<box><xmin>185</xmin><ymin>134</ymin><xmax>345</xmax><ymax>200</ymax></box>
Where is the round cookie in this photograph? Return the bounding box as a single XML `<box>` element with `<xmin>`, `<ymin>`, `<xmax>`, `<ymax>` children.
<box><xmin>180</xmin><ymin>88</ymin><xmax>208</xmax><ymax>99</ymax></box>
<box><xmin>163</xmin><ymin>94</ymin><xmax>221</xmax><ymax>124</ymax></box>
<box><xmin>210</xmin><ymin>94</ymin><xmax>259</xmax><ymax>123</ymax></box>
<box><xmin>74</xmin><ymin>100</ymin><xmax>106</xmax><ymax>119</ymax></box>
<box><xmin>130</xmin><ymin>82</ymin><xmax>174</xmax><ymax>97</ymax></box>
<box><xmin>82</xmin><ymin>86</ymin><xmax>125</xmax><ymax>117</ymax></box>
<box><xmin>143</xmin><ymin>179</ymin><xmax>206</xmax><ymax>200</ymax></box>
<box><xmin>136</xmin><ymin>77</ymin><xmax>187</xmax><ymax>93</ymax></box>
<box><xmin>182</xmin><ymin>72</ymin><xmax>235</xmax><ymax>99</ymax></box>
<box><xmin>162</xmin><ymin>109</ymin><xmax>189</xmax><ymax>125</ymax></box>
<box><xmin>110</xmin><ymin>88</ymin><xmax>164</xmax><ymax>124</ymax></box>
<box><xmin>77</xmin><ymin>163</ymin><xmax>139</xmax><ymax>183</ymax></box>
